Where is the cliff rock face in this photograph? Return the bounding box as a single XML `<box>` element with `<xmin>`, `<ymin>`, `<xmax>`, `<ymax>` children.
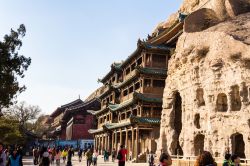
<box><xmin>153</xmin><ymin>0</ymin><xmax>250</xmax><ymax>34</ymax></box>
<box><xmin>158</xmin><ymin>12</ymin><xmax>250</xmax><ymax>158</ymax></box>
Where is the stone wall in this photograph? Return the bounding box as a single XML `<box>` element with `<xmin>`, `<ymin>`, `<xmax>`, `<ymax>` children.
<box><xmin>158</xmin><ymin>12</ymin><xmax>250</xmax><ymax>158</ymax></box>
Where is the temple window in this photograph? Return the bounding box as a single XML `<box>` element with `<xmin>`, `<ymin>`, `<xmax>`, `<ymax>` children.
<box><xmin>132</xmin><ymin>109</ymin><xmax>137</xmax><ymax>116</ymax></box>
<box><xmin>153</xmin><ymin>79</ymin><xmax>165</xmax><ymax>88</ymax></box>
<box><xmin>131</xmin><ymin>63</ymin><xmax>136</xmax><ymax>71</ymax></box>
<box><xmin>137</xmin><ymin>57</ymin><xmax>142</xmax><ymax>66</ymax></box>
<box><xmin>112</xmin><ymin>76</ymin><xmax>115</xmax><ymax>82</ymax></box>
<box><xmin>216</xmin><ymin>93</ymin><xmax>228</xmax><ymax>112</ymax></box>
<box><xmin>126</xmin><ymin>67</ymin><xmax>130</xmax><ymax>75</ymax></box>
<box><xmin>123</xmin><ymin>89</ymin><xmax>128</xmax><ymax>96</ymax></box>
<box><xmin>135</xmin><ymin>82</ymin><xmax>140</xmax><ymax>90</ymax></box>
<box><xmin>121</xmin><ymin>113</ymin><xmax>126</xmax><ymax>120</ymax></box>
<box><xmin>231</xmin><ymin>85</ymin><xmax>241</xmax><ymax>111</ymax></box>
<box><xmin>143</xmin><ymin>106</ymin><xmax>151</xmax><ymax>116</ymax></box>
<box><xmin>110</xmin><ymin>95</ymin><xmax>113</xmax><ymax>102</ymax></box>
<box><xmin>129</xmin><ymin>86</ymin><xmax>133</xmax><ymax>94</ymax></box>
<box><xmin>152</xmin><ymin>54</ymin><xmax>166</xmax><ymax>67</ymax></box>
<box><xmin>146</xmin><ymin>53</ymin><xmax>151</xmax><ymax>66</ymax></box>
<box><xmin>196</xmin><ymin>88</ymin><xmax>205</xmax><ymax>107</ymax></box>
<box><xmin>153</xmin><ymin>107</ymin><xmax>162</xmax><ymax>117</ymax></box>
<box><xmin>144</xmin><ymin>79</ymin><xmax>151</xmax><ymax>87</ymax></box>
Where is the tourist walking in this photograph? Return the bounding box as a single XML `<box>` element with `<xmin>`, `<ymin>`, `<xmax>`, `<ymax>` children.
<box><xmin>61</xmin><ymin>148</ymin><xmax>68</xmax><ymax>164</ymax></box>
<box><xmin>40</xmin><ymin>147</ymin><xmax>50</xmax><ymax>166</ymax></box>
<box><xmin>33</xmin><ymin>147</ymin><xmax>39</xmax><ymax>165</ymax></box>
<box><xmin>112</xmin><ymin>148</ymin><xmax>116</xmax><ymax>162</ymax></box>
<box><xmin>194</xmin><ymin>151</ymin><xmax>216</xmax><ymax>166</ymax></box>
<box><xmin>158</xmin><ymin>153</ymin><xmax>172</xmax><ymax>166</ymax></box>
<box><xmin>55</xmin><ymin>148</ymin><xmax>61</xmax><ymax>166</ymax></box>
<box><xmin>66</xmin><ymin>147</ymin><xmax>73</xmax><ymax>166</ymax></box>
<box><xmin>0</xmin><ymin>143</ymin><xmax>7</xmax><ymax>166</ymax></box>
<box><xmin>92</xmin><ymin>149</ymin><xmax>98</xmax><ymax>166</ymax></box>
<box><xmin>117</xmin><ymin>145</ymin><xmax>127</xmax><ymax>166</ymax></box>
<box><xmin>6</xmin><ymin>149</ymin><xmax>23</xmax><ymax>166</ymax></box>
<box><xmin>223</xmin><ymin>154</ymin><xmax>232</xmax><ymax>166</ymax></box>
<box><xmin>148</xmin><ymin>151</ymin><xmax>155</xmax><ymax>166</ymax></box>
<box><xmin>231</xmin><ymin>154</ymin><xmax>241</xmax><ymax>166</ymax></box>
<box><xmin>85</xmin><ymin>149</ymin><xmax>93</xmax><ymax>166</ymax></box>
<box><xmin>78</xmin><ymin>148</ymin><xmax>83</xmax><ymax>162</ymax></box>
<box><xmin>104</xmin><ymin>149</ymin><xmax>109</xmax><ymax>162</ymax></box>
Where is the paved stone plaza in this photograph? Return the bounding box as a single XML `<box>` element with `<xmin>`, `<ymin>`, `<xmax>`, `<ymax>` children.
<box><xmin>22</xmin><ymin>155</ymin><xmax>148</xmax><ymax>166</ymax></box>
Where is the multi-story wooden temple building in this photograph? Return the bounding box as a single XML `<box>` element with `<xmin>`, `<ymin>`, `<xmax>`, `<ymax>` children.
<box><xmin>88</xmin><ymin>40</ymin><xmax>171</xmax><ymax>162</ymax></box>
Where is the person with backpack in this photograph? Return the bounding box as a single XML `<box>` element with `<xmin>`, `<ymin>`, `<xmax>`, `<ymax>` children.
<box><xmin>117</xmin><ymin>145</ymin><xmax>127</xmax><ymax>166</ymax></box>
<box><xmin>6</xmin><ymin>148</ymin><xmax>23</xmax><ymax>166</ymax></box>
<box><xmin>148</xmin><ymin>151</ymin><xmax>155</xmax><ymax>166</ymax></box>
<box><xmin>0</xmin><ymin>143</ymin><xmax>7</xmax><ymax>166</ymax></box>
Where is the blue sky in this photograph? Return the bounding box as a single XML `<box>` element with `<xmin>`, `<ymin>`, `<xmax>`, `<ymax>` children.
<box><xmin>0</xmin><ymin>1</ymin><xmax>182</xmax><ymax>114</ymax></box>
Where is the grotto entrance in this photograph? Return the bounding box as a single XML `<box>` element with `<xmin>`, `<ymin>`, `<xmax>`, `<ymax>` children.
<box><xmin>194</xmin><ymin>134</ymin><xmax>205</xmax><ymax>156</ymax></box>
<box><xmin>231</xmin><ymin>133</ymin><xmax>245</xmax><ymax>158</ymax></box>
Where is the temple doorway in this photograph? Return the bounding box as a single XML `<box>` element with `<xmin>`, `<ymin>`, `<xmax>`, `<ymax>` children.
<box><xmin>194</xmin><ymin>134</ymin><xmax>205</xmax><ymax>156</ymax></box>
<box><xmin>231</xmin><ymin>133</ymin><xmax>245</xmax><ymax>158</ymax></box>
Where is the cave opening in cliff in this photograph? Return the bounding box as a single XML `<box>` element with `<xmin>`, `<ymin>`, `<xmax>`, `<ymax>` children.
<box><xmin>196</xmin><ymin>88</ymin><xmax>205</xmax><ymax>107</ymax></box>
<box><xmin>231</xmin><ymin>85</ymin><xmax>241</xmax><ymax>111</ymax></box>
<box><xmin>194</xmin><ymin>134</ymin><xmax>205</xmax><ymax>156</ymax></box>
<box><xmin>194</xmin><ymin>113</ymin><xmax>201</xmax><ymax>129</ymax></box>
<box><xmin>216</xmin><ymin>93</ymin><xmax>228</xmax><ymax>112</ymax></box>
<box><xmin>231</xmin><ymin>133</ymin><xmax>245</xmax><ymax>158</ymax></box>
<box><xmin>173</xmin><ymin>91</ymin><xmax>183</xmax><ymax>155</ymax></box>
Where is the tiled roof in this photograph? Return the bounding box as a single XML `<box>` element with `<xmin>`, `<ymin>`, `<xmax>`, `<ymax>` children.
<box><xmin>138</xmin><ymin>67</ymin><xmax>167</xmax><ymax>76</ymax></box>
<box><xmin>134</xmin><ymin>92</ymin><xmax>162</xmax><ymax>103</ymax></box>
<box><xmin>130</xmin><ymin>116</ymin><xmax>161</xmax><ymax>125</ymax></box>
<box><xmin>108</xmin><ymin>98</ymin><xmax>134</xmax><ymax>112</ymax></box>
<box><xmin>87</xmin><ymin>107</ymin><xmax>108</xmax><ymax>115</ymax></box>
<box><xmin>88</xmin><ymin>92</ymin><xmax>162</xmax><ymax>116</ymax></box>
<box><xmin>88</xmin><ymin>128</ymin><xmax>104</xmax><ymax>134</ymax></box>
<box><xmin>50</xmin><ymin>99</ymin><xmax>84</xmax><ymax>117</ymax></box>
<box><xmin>100</xmin><ymin>62</ymin><xmax>122</xmax><ymax>83</ymax></box>
<box><xmin>103</xmin><ymin>121</ymin><xmax>131</xmax><ymax>130</ymax></box>
<box><xmin>120</xmin><ymin>40</ymin><xmax>171</xmax><ymax>68</ymax></box>
<box><xmin>114</xmin><ymin>67</ymin><xmax>166</xmax><ymax>89</ymax></box>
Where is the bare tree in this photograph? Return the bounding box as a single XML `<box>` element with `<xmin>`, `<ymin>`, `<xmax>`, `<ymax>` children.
<box><xmin>4</xmin><ymin>101</ymin><xmax>41</xmax><ymax>129</ymax></box>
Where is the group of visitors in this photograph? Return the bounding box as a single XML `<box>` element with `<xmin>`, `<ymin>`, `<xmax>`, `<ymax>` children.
<box><xmin>32</xmin><ymin>146</ymin><xmax>75</xmax><ymax>166</ymax></box>
<box><xmin>0</xmin><ymin>142</ymin><xmax>23</xmax><ymax>166</ymax></box>
<box><xmin>0</xmin><ymin>141</ymin><xmax>244</xmax><ymax>166</ymax></box>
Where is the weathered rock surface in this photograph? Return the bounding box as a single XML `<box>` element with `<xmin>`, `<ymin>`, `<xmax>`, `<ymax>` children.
<box><xmin>158</xmin><ymin>12</ymin><xmax>250</xmax><ymax>158</ymax></box>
